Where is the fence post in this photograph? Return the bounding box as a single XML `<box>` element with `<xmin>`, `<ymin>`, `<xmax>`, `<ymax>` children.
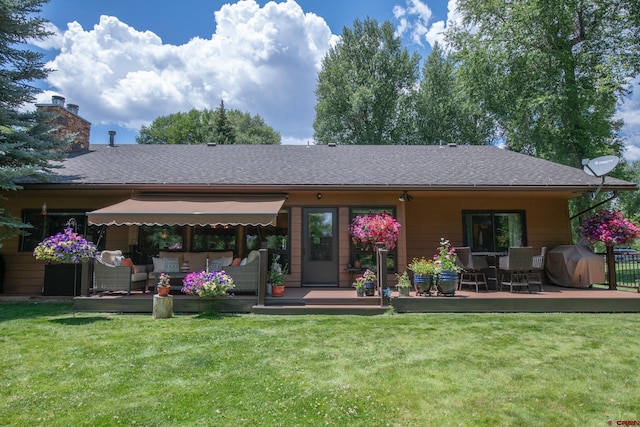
<box><xmin>376</xmin><ymin>242</ymin><xmax>388</xmax><ymax>306</ymax></box>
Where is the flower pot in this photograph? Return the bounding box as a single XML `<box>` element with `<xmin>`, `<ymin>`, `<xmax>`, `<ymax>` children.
<box><xmin>398</xmin><ymin>286</ymin><xmax>410</xmax><ymax>297</ymax></box>
<box><xmin>157</xmin><ymin>286</ymin><xmax>171</xmax><ymax>297</ymax></box>
<box><xmin>437</xmin><ymin>270</ymin><xmax>458</xmax><ymax>296</ymax></box>
<box><xmin>43</xmin><ymin>263</ymin><xmax>82</xmax><ymax>296</ymax></box>
<box><xmin>272</xmin><ymin>284</ymin><xmax>285</xmax><ymax>297</ymax></box>
<box><xmin>356</xmin><ymin>288</ymin><xmax>365</xmax><ymax>297</ymax></box>
<box><xmin>364</xmin><ymin>281</ymin><xmax>375</xmax><ymax>296</ymax></box>
<box><xmin>413</xmin><ymin>274</ymin><xmax>433</xmax><ymax>295</ymax></box>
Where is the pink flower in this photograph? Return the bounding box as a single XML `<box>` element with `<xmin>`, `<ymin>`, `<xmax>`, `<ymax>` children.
<box><xmin>349</xmin><ymin>212</ymin><xmax>401</xmax><ymax>251</ymax></box>
<box><xmin>578</xmin><ymin>209</ymin><xmax>640</xmax><ymax>247</ymax></box>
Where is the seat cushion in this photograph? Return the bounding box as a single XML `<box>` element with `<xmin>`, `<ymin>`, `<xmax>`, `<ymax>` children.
<box><xmin>183</xmin><ymin>252</ymin><xmax>208</xmax><ymax>272</ymax></box>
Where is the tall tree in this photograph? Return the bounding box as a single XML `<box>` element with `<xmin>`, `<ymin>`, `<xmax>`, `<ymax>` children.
<box><xmin>313</xmin><ymin>18</ymin><xmax>420</xmax><ymax>145</ymax></box>
<box><xmin>415</xmin><ymin>42</ymin><xmax>494</xmax><ymax>145</ymax></box>
<box><xmin>136</xmin><ymin>106</ymin><xmax>280</xmax><ymax>145</ymax></box>
<box><xmin>447</xmin><ymin>0</ymin><xmax>640</xmax><ymax>168</ymax></box>
<box><xmin>0</xmin><ymin>0</ymin><xmax>67</xmax><ymax>245</ymax></box>
<box><xmin>213</xmin><ymin>100</ymin><xmax>236</xmax><ymax>145</ymax></box>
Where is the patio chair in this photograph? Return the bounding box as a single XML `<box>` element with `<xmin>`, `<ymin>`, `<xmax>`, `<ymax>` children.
<box><xmin>498</xmin><ymin>247</ymin><xmax>533</xmax><ymax>293</ymax></box>
<box><xmin>93</xmin><ymin>250</ymin><xmax>147</xmax><ymax>295</ymax></box>
<box><xmin>528</xmin><ymin>247</ymin><xmax>546</xmax><ymax>292</ymax></box>
<box><xmin>455</xmin><ymin>247</ymin><xmax>489</xmax><ymax>292</ymax></box>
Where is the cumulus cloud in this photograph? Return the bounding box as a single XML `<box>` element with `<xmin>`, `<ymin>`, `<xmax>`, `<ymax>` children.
<box><xmin>394</xmin><ymin>0</ymin><xmax>461</xmax><ymax>48</ymax></box>
<box><xmin>618</xmin><ymin>78</ymin><xmax>640</xmax><ymax>161</ymax></box>
<box><xmin>36</xmin><ymin>0</ymin><xmax>337</xmax><ymax>141</ymax></box>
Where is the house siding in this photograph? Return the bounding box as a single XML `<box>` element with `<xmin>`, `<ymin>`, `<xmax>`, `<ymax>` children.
<box><xmin>1</xmin><ymin>188</ymin><xmax>573</xmax><ymax>294</ymax></box>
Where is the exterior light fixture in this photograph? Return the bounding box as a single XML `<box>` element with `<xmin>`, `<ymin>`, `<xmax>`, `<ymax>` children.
<box><xmin>399</xmin><ymin>192</ymin><xmax>413</xmax><ymax>202</ymax></box>
<box><xmin>317</xmin><ymin>193</ymin><xmax>322</xmax><ymax>199</ymax></box>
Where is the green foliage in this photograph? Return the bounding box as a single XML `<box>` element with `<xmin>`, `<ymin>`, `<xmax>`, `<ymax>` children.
<box><xmin>136</xmin><ymin>104</ymin><xmax>280</xmax><ymax>145</ymax></box>
<box><xmin>313</xmin><ymin>18</ymin><xmax>420</xmax><ymax>145</ymax></box>
<box><xmin>415</xmin><ymin>42</ymin><xmax>495</xmax><ymax>145</ymax></box>
<box><xmin>0</xmin><ymin>0</ymin><xmax>68</xmax><ymax>244</ymax></box>
<box><xmin>447</xmin><ymin>0</ymin><xmax>639</xmax><ymax>168</ymax></box>
<box><xmin>1</xmin><ymin>304</ymin><xmax>639</xmax><ymax>425</ymax></box>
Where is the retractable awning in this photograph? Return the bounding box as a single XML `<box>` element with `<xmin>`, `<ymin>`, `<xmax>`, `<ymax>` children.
<box><xmin>87</xmin><ymin>195</ymin><xmax>286</xmax><ymax>226</ymax></box>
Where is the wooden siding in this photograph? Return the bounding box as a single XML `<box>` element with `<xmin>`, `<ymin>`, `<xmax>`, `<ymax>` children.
<box><xmin>1</xmin><ymin>188</ymin><xmax>575</xmax><ymax>294</ymax></box>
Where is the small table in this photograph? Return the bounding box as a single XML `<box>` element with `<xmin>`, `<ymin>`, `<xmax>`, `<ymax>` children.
<box><xmin>345</xmin><ymin>268</ymin><xmax>365</xmax><ymax>284</ymax></box>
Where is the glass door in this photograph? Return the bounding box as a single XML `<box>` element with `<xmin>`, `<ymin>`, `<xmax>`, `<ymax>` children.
<box><xmin>302</xmin><ymin>208</ymin><xmax>338</xmax><ymax>286</ymax></box>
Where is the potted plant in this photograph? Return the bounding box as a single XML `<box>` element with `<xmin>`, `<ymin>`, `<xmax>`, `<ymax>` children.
<box><xmin>395</xmin><ymin>271</ymin><xmax>412</xmax><ymax>297</ymax></box>
<box><xmin>353</xmin><ymin>276</ymin><xmax>366</xmax><ymax>297</ymax></box>
<box><xmin>362</xmin><ymin>269</ymin><xmax>376</xmax><ymax>296</ymax></box>
<box><xmin>433</xmin><ymin>238</ymin><xmax>461</xmax><ymax>296</ymax></box>
<box><xmin>33</xmin><ymin>227</ymin><xmax>97</xmax><ymax>296</ymax></box>
<box><xmin>407</xmin><ymin>257</ymin><xmax>438</xmax><ymax>295</ymax></box>
<box><xmin>349</xmin><ymin>212</ymin><xmax>401</xmax><ymax>252</ymax></box>
<box><xmin>181</xmin><ymin>270</ymin><xmax>235</xmax><ymax>297</ymax></box>
<box><xmin>578</xmin><ymin>208</ymin><xmax>640</xmax><ymax>289</ymax></box>
<box><xmin>269</xmin><ymin>262</ymin><xmax>288</xmax><ymax>297</ymax></box>
<box><xmin>157</xmin><ymin>273</ymin><xmax>172</xmax><ymax>296</ymax></box>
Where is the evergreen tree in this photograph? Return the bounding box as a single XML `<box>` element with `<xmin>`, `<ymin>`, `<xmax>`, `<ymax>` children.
<box><xmin>213</xmin><ymin>100</ymin><xmax>236</xmax><ymax>145</ymax></box>
<box><xmin>0</xmin><ymin>0</ymin><xmax>67</xmax><ymax>245</ymax></box>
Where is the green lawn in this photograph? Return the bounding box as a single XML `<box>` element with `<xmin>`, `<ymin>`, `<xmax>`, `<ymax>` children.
<box><xmin>0</xmin><ymin>302</ymin><xmax>637</xmax><ymax>426</ymax></box>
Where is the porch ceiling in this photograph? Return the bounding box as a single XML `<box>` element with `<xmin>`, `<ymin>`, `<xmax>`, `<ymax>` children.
<box><xmin>86</xmin><ymin>195</ymin><xmax>286</xmax><ymax>226</ymax></box>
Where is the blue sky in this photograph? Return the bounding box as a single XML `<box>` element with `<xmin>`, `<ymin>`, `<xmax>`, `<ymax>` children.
<box><xmin>31</xmin><ymin>0</ymin><xmax>640</xmax><ymax>160</ymax></box>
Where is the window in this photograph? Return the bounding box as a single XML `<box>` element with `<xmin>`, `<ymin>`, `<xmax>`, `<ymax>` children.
<box><xmin>139</xmin><ymin>225</ymin><xmax>186</xmax><ymax>252</ymax></box>
<box><xmin>20</xmin><ymin>209</ymin><xmax>104</xmax><ymax>252</ymax></box>
<box><xmin>191</xmin><ymin>225</ymin><xmax>236</xmax><ymax>252</ymax></box>
<box><xmin>246</xmin><ymin>208</ymin><xmax>289</xmax><ymax>271</ymax></box>
<box><xmin>349</xmin><ymin>207</ymin><xmax>397</xmax><ymax>272</ymax></box>
<box><xmin>462</xmin><ymin>211</ymin><xmax>526</xmax><ymax>252</ymax></box>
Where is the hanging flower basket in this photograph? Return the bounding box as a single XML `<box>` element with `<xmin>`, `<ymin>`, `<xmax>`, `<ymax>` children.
<box><xmin>349</xmin><ymin>212</ymin><xmax>401</xmax><ymax>251</ymax></box>
<box><xmin>578</xmin><ymin>209</ymin><xmax>640</xmax><ymax>247</ymax></box>
<box><xmin>33</xmin><ymin>227</ymin><xmax>97</xmax><ymax>264</ymax></box>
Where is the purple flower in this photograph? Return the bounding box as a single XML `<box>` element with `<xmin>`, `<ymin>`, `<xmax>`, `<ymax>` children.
<box><xmin>33</xmin><ymin>228</ymin><xmax>96</xmax><ymax>264</ymax></box>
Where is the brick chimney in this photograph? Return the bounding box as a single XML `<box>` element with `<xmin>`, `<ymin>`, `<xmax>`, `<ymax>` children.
<box><xmin>36</xmin><ymin>95</ymin><xmax>91</xmax><ymax>152</ymax></box>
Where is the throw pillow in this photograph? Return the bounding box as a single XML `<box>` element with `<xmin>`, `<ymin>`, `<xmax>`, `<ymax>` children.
<box><xmin>120</xmin><ymin>258</ymin><xmax>135</xmax><ymax>273</ymax></box>
<box><xmin>164</xmin><ymin>257</ymin><xmax>180</xmax><ymax>272</ymax></box>
<box><xmin>221</xmin><ymin>256</ymin><xmax>233</xmax><ymax>267</ymax></box>
<box><xmin>247</xmin><ymin>250</ymin><xmax>260</xmax><ymax>264</ymax></box>
<box><xmin>240</xmin><ymin>257</ymin><xmax>248</xmax><ymax>266</ymax></box>
<box><xmin>152</xmin><ymin>257</ymin><xmax>164</xmax><ymax>272</ymax></box>
<box><xmin>113</xmin><ymin>256</ymin><xmax>124</xmax><ymax>266</ymax></box>
<box><xmin>231</xmin><ymin>257</ymin><xmax>242</xmax><ymax>267</ymax></box>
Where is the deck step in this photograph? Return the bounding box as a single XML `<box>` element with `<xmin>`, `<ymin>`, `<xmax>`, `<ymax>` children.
<box><xmin>252</xmin><ymin>304</ymin><xmax>390</xmax><ymax>315</ymax></box>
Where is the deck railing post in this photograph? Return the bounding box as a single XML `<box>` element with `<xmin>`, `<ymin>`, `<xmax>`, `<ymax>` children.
<box><xmin>376</xmin><ymin>242</ymin><xmax>388</xmax><ymax>306</ymax></box>
<box><xmin>257</xmin><ymin>248</ymin><xmax>268</xmax><ymax>305</ymax></box>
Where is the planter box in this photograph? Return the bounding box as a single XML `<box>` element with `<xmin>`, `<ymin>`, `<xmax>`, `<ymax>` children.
<box><xmin>43</xmin><ymin>264</ymin><xmax>82</xmax><ymax>296</ymax></box>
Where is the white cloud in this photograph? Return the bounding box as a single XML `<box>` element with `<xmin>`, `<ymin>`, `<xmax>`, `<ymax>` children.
<box><xmin>393</xmin><ymin>0</ymin><xmax>461</xmax><ymax>48</ymax></box>
<box><xmin>618</xmin><ymin>78</ymin><xmax>640</xmax><ymax>161</ymax></box>
<box><xmin>36</xmin><ymin>0</ymin><xmax>337</xmax><ymax>142</ymax></box>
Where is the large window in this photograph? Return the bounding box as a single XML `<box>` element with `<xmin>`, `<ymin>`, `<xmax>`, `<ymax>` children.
<box><xmin>20</xmin><ymin>209</ymin><xmax>104</xmax><ymax>252</ymax></box>
<box><xmin>462</xmin><ymin>210</ymin><xmax>526</xmax><ymax>253</ymax></box>
<box><xmin>139</xmin><ymin>225</ymin><xmax>186</xmax><ymax>253</ymax></box>
<box><xmin>349</xmin><ymin>207</ymin><xmax>397</xmax><ymax>272</ymax></box>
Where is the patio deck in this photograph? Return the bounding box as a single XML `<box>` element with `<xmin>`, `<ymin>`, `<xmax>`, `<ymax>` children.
<box><xmin>60</xmin><ymin>284</ymin><xmax>640</xmax><ymax>314</ymax></box>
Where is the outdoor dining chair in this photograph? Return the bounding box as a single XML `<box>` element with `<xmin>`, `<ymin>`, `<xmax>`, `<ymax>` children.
<box><xmin>498</xmin><ymin>247</ymin><xmax>534</xmax><ymax>293</ymax></box>
<box><xmin>527</xmin><ymin>246</ymin><xmax>546</xmax><ymax>292</ymax></box>
<box><xmin>455</xmin><ymin>247</ymin><xmax>489</xmax><ymax>292</ymax></box>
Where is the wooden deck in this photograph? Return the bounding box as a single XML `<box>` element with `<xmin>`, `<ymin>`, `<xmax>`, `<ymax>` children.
<box><xmin>59</xmin><ymin>284</ymin><xmax>640</xmax><ymax>314</ymax></box>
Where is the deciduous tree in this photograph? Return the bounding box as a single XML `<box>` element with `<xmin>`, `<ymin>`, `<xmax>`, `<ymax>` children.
<box><xmin>313</xmin><ymin>18</ymin><xmax>420</xmax><ymax>145</ymax></box>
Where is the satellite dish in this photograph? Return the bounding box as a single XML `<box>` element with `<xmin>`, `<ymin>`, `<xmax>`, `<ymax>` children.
<box><xmin>582</xmin><ymin>155</ymin><xmax>619</xmax><ymax>177</ymax></box>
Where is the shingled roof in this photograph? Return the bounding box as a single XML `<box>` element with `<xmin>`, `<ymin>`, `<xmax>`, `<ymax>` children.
<box><xmin>37</xmin><ymin>143</ymin><xmax>635</xmax><ymax>192</ymax></box>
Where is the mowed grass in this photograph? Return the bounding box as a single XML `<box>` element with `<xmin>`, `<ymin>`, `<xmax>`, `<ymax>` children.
<box><xmin>0</xmin><ymin>303</ymin><xmax>637</xmax><ymax>426</ymax></box>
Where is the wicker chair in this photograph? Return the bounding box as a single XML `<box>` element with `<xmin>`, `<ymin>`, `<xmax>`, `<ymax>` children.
<box><xmin>456</xmin><ymin>247</ymin><xmax>489</xmax><ymax>292</ymax></box>
<box><xmin>222</xmin><ymin>256</ymin><xmax>260</xmax><ymax>294</ymax></box>
<box><xmin>93</xmin><ymin>250</ymin><xmax>148</xmax><ymax>295</ymax></box>
<box><xmin>498</xmin><ymin>247</ymin><xmax>533</xmax><ymax>293</ymax></box>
